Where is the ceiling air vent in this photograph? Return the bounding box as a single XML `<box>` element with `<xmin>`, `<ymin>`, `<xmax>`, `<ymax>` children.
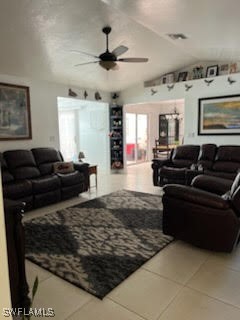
<box><xmin>167</xmin><ymin>33</ymin><xmax>188</xmax><ymax>40</ymax></box>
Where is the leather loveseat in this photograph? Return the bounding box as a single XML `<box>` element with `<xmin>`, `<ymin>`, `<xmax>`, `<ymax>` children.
<box><xmin>152</xmin><ymin>144</ymin><xmax>240</xmax><ymax>187</ymax></box>
<box><xmin>1</xmin><ymin>148</ymin><xmax>89</xmax><ymax>211</ymax></box>
<box><xmin>162</xmin><ymin>173</ymin><xmax>240</xmax><ymax>252</ymax></box>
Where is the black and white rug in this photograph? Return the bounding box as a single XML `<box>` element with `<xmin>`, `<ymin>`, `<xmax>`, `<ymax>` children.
<box><xmin>24</xmin><ymin>190</ymin><xmax>173</xmax><ymax>298</ymax></box>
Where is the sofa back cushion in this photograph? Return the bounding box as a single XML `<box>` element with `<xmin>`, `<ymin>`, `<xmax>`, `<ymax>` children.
<box><xmin>4</xmin><ymin>150</ymin><xmax>40</xmax><ymax>180</ymax></box>
<box><xmin>172</xmin><ymin>145</ymin><xmax>200</xmax><ymax>168</ymax></box>
<box><xmin>32</xmin><ymin>148</ymin><xmax>62</xmax><ymax>175</ymax></box>
<box><xmin>0</xmin><ymin>152</ymin><xmax>14</xmax><ymax>183</ymax></box>
<box><xmin>213</xmin><ymin>146</ymin><xmax>240</xmax><ymax>173</ymax></box>
<box><xmin>198</xmin><ymin>144</ymin><xmax>217</xmax><ymax>169</ymax></box>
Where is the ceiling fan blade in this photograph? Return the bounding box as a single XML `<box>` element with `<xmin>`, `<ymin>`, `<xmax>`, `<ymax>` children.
<box><xmin>74</xmin><ymin>61</ymin><xmax>99</xmax><ymax>67</ymax></box>
<box><xmin>112</xmin><ymin>45</ymin><xmax>129</xmax><ymax>57</ymax></box>
<box><xmin>118</xmin><ymin>57</ymin><xmax>148</xmax><ymax>63</ymax></box>
<box><xmin>70</xmin><ymin>50</ymin><xmax>99</xmax><ymax>59</ymax></box>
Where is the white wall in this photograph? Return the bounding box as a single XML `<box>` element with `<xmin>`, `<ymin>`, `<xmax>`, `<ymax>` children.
<box><xmin>121</xmin><ymin>73</ymin><xmax>240</xmax><ymax>145</ymax></box>
<box><xmin>0</xmin><ymin>73</ymin><xmax>111</xmax><ymax>152</ymax></box>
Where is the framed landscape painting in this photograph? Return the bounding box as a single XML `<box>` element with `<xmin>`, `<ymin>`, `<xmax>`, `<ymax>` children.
<box><xmin>198</xmin><ymin>95</ymin><xmax>240</xmax><ymax>135</ymax></box>
<box><xmin>0</xmin><ymin>83</ymin><xmax>32</xmax><ymax>140</ymax></box>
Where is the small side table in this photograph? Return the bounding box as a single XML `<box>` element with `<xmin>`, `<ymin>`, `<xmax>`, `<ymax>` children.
<box><xmin>88</xmin><ymin>165</ymin><xmax>97</xmax><ymax>189</ymax></box>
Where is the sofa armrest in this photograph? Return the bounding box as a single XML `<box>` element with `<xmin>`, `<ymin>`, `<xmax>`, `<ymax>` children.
<box><xmin>152</xmin><ymin>159</ymin><xmax>172</xmax><ymax>169</ymax></box>
<box><xmin>73</xmin><ymin>162</ymin><xmax>89</xmax><ymax>172</ymax></box>
<box><xmin>231</xmin><ymin>185</ymin><xmax>240</xmax><ymax>217</ymax></box>
<box><xmin>191</xmin><ymin>175</ymin><xmax>233</xmax><ymax>195</ymax></box>
<box><xmin>163</xmin><ymin>184</ymin><xmax>230</xmax><ymax>210</ymax></box>
<box><xmin>73</xmin><ymin>162</ymin><xmax>89</xmax><ymax>190</ymax></box>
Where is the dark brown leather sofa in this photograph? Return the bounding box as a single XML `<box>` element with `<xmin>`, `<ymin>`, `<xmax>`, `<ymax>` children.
<box><xmin>152</xmin><ymin>144</ymin><xmax>240</xmax><ymax>186</ymax></box>
<box><xmin>1</xmin><ymin>148</ymin><xmax>89</xmax><ymax>211</ymax></box>
<box><xmin>162</xmin><ymin>174</ymin><xmax>240</xmax><ymax>252</ymax></box>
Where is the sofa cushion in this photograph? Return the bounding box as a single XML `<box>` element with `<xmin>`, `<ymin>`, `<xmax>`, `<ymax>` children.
<box><xmin>4</xmin><ymin>150</ymin><xmax>40</xmax><ymax>179</ymax></box>
<box><xmin>2</xmin><ymin>171</ymin><xmax>15</xmax><ymax>184</ymax></box>
<box><xmin>31</xmin><ymin>175</ymin><xmax>60</xmax><ymax>194</ymax></box>
<box><xmin>3</xmin><ymin>180</ymin><xmax>32</xmax><ymax>199</ymax></box>
<box><xmin>215</xmin><ymin>146</ymin><xmax>240</xmax><ymax>162</ymax></box>
<box><xmin>198</xmin><ymin>144</ymin><xmax>217</xmax><ymax>161</ymax></box>
<box><xmin>172</xmin><ymin>145</ymin><xmax>200</xmax><ymax>167</ymax></box>
<box><xmin>32</xmin><ymin>148</ymin><xmax>62</xmax><ymax>175</ymax></box>
<box><xmin>32</xmin><ymin>148</ymin><xmax>62</xmax><ymax>165</ymax></box>
<box><xmin>57</xmin><ymin>171</ymin><xmax>84</xmax><ymax>187</ymax></box>
<box><xmin>0</xmin><ymin>152</ymin><xmax>8</xmax><ymax>169</ymax></box>
<box><xmin>0</xmin><ymin>153</ymin><xmax>14</xmax><ymax>183</ymax></box>
<box><xmin>53</xmin><ymin>162</ymin><xmax>74</xmax><ymax>174</ymax></box>
<box><xmin>204</xmin><ymin>170</ymin><xmax>236</xmax><ymax>181</ymax></box>
<box><xmin>198</xmin><ymin>144</ymin><xmax>217</xmax><ymax>169</ymax></box>
<box><xmin>212</xmin><ymin>161</ymin><xmax>240</xmax><ymax>173</ymax></box>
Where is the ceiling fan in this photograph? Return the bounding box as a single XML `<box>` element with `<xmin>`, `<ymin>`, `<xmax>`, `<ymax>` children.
<box><xmin>72</xmin><ymin>26</ymin><xmax>149</xmax><ymax>71</ymax></box>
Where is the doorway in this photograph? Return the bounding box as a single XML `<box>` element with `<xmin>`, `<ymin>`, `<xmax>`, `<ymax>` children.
<box><xmin>57</xmin><ymin>97</ymin><xmax>110</xmax><ymax>172</ymax></box>
<box><xmin>126</xmin><ymin>113</ymin><xmax>148</xmax><ymax>165</ymax></box>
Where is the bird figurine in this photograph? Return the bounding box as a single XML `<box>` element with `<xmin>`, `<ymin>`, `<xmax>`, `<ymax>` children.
<box><xmin>112</xmin><ymin>92</ymin><xmax>119</xmax><ymax>100</ymax></box>
<box><xmin>68</xmin><ymin>88</ymin><xmax>77</xmax><ymax>97</ymax></box>
<box><xmin>204</xmin><ymin>79</ymin><xmax>214</xmax><ymax>86</ymax></box>
<box><xmin>228</xmin><ymin>77</ymin><xmax>236</xmax><ymax>85</ymax></box>
<box><xmin>84</xmin><ymin>90</ymin><xmax>88</xmax><ymax>99</ymax></box>
<box><xmin>151</xmin><ymin>88</ymin><xmax>157</xmax><ymax>95</ymax></box>
<box><xmin>185</xmin><ymin>84</ymin><xmax>193</xmax><ymax>91</ymax></box>
<box><xmin>95</xmin><ymin>91</ymin><xmax>102</xmax><ymax>100</ymax></box>
<box><xmin>167</xmin><ymin>84</ymin><xmax>174</xmax><ymax>91</ymax></box>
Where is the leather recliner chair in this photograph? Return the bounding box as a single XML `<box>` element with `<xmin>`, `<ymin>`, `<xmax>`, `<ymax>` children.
<box><xmin>162</xmin><ymin>174</ymin><xmax>240</xmax><ymax>252</ymax></box>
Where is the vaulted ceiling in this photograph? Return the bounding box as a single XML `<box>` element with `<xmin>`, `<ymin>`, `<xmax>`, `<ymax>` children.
<box><xmin>0</xmin><ymin>0</ymin><xmax>240</xmax><ymax>92</ymax></box>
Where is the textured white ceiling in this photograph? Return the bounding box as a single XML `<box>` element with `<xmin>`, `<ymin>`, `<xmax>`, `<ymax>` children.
<box><xmin>0</xmin><ymin>0</ymin><xmax>239</xmax><ymax>92</ymax></box>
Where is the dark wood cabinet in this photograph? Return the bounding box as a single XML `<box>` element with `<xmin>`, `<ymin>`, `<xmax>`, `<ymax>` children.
<box><xmin>109</xmin><ymin>104</ymin><xmax>124</xmax><ymax>169</ymax></box>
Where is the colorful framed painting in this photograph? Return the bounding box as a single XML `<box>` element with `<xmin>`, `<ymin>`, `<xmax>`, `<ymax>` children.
<box><xmin>0</xmin><ymin>83</ymin><xmax>32</xmax><ymax>140</ymax></box>
<box><xmin>198</xmin><ymin>95</ymin><xmax>240</xmax><ymax>135</ymax></box>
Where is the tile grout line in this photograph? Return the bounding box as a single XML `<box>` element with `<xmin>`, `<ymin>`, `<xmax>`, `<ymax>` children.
<box><xmin>155</xmin><ymin>286</ymin><xmax>187</xmax><ymax>320</ymax></box>
<box><xmin>183</xmin><ymin>253</ymin><xmax>211</xmax><ymax>286</ymax></box>
<box><xmin>185</xmin><ymin>285</ymin><xmax>240</xmax><ymax>311</ymax></box>
<box><xmin>182</xmin><ymin>254</ymin><xmax>240</xmax><ymax>311</ymax></box>
<box><xmin>64</xmin><ymin>297</ymin><xmax>94</xmax><ymax>320</ymax></box>
<box><xmin>106</xmin><ymin>296</ymin><xmax>149</xmax><ymax>320</ymax></box>
<box><xmin>141</xmin><ymin>266</ymin><xmax>185</xmax><ymax>286</ymax></box>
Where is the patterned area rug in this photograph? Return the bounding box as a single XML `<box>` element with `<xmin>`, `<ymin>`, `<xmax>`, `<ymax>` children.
<box><xmin>24</xmin><ymin>190</ymin><xmax>173</xmax><ymax>299</ymax></box>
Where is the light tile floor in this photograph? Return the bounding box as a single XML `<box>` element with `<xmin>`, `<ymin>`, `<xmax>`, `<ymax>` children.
<box><xmin>24</xmin><ymin>162</ymin><xmax>240</xmax><ymax>320</ymax></box>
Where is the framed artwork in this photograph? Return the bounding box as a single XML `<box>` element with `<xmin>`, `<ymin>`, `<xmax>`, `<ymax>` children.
<box><xmin>229</xmin><ymin>62</ymin><xmax>238</xmax><ymax>74</ymax></box>
<box><xmin>192</xmin><ymin>66</ymin><xmax>203</xmax><ymax>79</ymax></box>
<box><xmin>0</xmin><ymin>83</ymin><xmax>32</xmax><ymax>140</ymax></box>
<box><xmin>219</xmin><ymin>64</ymin><xmax>229</xmax><ymax>75</ymax></box>
<box><xmin>206</xmin><ymin>65</ymin><xmax>218</xmax><ymax>78</ymax></box>
<box><xmin>177</xmin><ymin>72</ymin><xmax>188</xmax><ymax>82</ymax></box>
<box><xmin>161</xmin><ymin>73</ymin><xmax>174</xmax><ymax>84</ymax></box>
<box><xmin>198</xmin><ymin>95</ymin><xmax>240</xmax><ymax>135</ymax></box>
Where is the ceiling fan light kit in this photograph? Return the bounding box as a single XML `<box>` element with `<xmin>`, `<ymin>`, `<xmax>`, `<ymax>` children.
<box><xmin>73</xmin><ymin>26</ymin><xmax>148</xmax><ymax>71</ymax></box>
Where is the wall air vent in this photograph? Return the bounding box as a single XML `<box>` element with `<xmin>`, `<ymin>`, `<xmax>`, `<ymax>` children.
<box><xmin>167</xmin><ymin>33</ymin><xmax>188</xmax><ymax>40</ymax></box>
